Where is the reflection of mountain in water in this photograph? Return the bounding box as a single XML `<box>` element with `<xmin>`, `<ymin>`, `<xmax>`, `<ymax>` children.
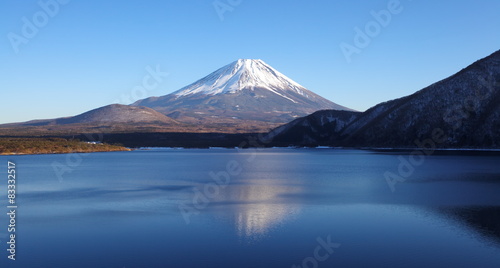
<box><xmin>437</xmin><ymin>206</ymin><xmax>500</xmax><ymax>245</ymax></box>
<box><xmin>214</xmin><ymin>182</ymin><xmax>302</xmax><ymax>240</ymax></box>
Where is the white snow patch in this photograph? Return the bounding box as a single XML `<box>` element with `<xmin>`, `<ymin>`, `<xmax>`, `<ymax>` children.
<box><xmin>173</xmin><ymin>59</ymin><xmax>307</xmax><ymax>103</ymax></box>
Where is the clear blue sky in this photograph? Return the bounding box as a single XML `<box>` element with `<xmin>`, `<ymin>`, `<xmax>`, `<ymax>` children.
<box><xmin>1</xmin><ymin>0</ymin><xmax>500</xmax><ymax>123</ymax></box>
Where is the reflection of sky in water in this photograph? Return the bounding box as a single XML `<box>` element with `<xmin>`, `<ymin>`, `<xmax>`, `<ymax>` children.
<box><xmin>218</xmin><ymin>183</ymin><xmax>302</xmax><ymax>240</ymax></box>
<box><xmin>215</xmin><ymin>151</ymin><xmax>308</xmax><ymax>240</ymax></box>
<box><xmin>1</xmin><ymin>149</ymin><xmax>500</xmax><ymax>267</ymax></box>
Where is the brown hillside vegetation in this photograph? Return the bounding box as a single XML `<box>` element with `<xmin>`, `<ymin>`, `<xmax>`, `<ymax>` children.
<box><xmin>0</xmin><ymin>138</ymin><xmax>130</xmax><ymax>155</ymax></box>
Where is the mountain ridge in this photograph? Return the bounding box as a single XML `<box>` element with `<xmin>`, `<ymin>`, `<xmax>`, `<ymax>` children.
<box><xmin>15</xmin><ymin>104</ymin><xmax>179</xmax><ymax>126</ymax></box>
<box><xmin>267</xmin><ymin>49</ymin><xmax>500</xmax><ymax>148</ymax></box>
<box><xmin>172</xmin><ymin>59</ymin><xmax>308</xmax><ymax>99</ymax></box>
<box><xmin>133</xmin><ymin>59</ymin><xmax>353</xmax><ymax>131</ymax></box>
<box><xmin>3</xmin><ymin>50</ymin><xmax>499</xmax><ymax>149</ymax></box>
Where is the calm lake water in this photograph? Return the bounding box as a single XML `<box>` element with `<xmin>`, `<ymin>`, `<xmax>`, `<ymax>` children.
<box><xmin>1</xmin><ymin>148</ymin><xmax>500</xmax><ymax>267</ymax></box>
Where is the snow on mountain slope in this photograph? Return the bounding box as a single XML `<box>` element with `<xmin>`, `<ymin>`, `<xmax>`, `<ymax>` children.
<box><xmin>267</xmin><ymin>49</ymin><xmax>500</xmax><ymax>148</ymax></box>
<box><xmin>265</xmin><ymin>110</ymin><xmax>361</xmax><ymax>146</ymax></box>
<box><xmin>338</xmin><ymin>49</ymin><xmax>500</xmax><ymax>148</ymax></box>
<box><xmin>173</xmin><ymin>59</ymin><xmax>309</xmax><ymax>102</ymax></box>
<box><xmin>133</xmin><ymin>59</ymin><xmax>354</xmax><ymax>131</ymax></box>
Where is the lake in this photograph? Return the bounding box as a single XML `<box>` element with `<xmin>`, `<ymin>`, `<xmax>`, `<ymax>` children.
<box><xmin>1</xmin><ymin>148</ymin><xmax>500</xmax><ymax>267</ymax></box>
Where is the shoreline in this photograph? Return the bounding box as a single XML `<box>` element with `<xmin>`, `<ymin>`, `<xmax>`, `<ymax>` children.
<box><xmin>0</xmin><ymin>148</ymin><xmax>131</xmax><ymax>156</ymax></box>
<box><xmin>5</xmin><ymin>147</ymin><xmax>500</xmax><ymax>156</ymax></box>
<box><xmin>0</xmin><ymin>137</ymin><xmax>131</xmax><ymax>156</ymax></box>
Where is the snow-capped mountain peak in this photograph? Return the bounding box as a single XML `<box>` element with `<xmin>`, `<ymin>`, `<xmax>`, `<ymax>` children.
<box><xmin>132</xmin><ymin>58</ymin><xmax>353</xmax><ymax>131</ymax></box>
<box><xmin>173</xmin><ymin>59</ymin><xmax>307</xmax><ymax>101</ymax></box>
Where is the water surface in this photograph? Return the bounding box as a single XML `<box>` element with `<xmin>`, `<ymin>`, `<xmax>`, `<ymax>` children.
<box><xmin>1</xmin><ymin>149</ymin><xmax>499</xmax><ymax>267</ymax></box>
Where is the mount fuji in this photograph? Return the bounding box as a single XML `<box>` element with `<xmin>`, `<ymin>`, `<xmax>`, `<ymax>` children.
<box><xmin>133</xmin><ymin>59</ymin><xmax>353</xmax><ymax>132</ymax></box>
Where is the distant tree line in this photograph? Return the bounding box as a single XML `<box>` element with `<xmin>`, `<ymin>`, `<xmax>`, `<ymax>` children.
<box><xmin>0</xmin><ymin>137</ymin><xmax>129</xmax><ymax>155</ymax></box>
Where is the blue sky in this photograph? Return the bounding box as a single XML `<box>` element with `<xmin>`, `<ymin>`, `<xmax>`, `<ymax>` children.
<box><xmin>1</xmin><ymin>0</ymin><xmax>500</xmax><ymax>124</ymax></box>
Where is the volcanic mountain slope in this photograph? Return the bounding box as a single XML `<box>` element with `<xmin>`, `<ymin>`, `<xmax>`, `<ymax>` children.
<box><xmin>0</xmin><ymin>104</ymin><xmax>185</xmax><ymax>134</ymax></box>
<box><xmin>268</xmin><ymin>50</ymin><xmax>500</xmax><ymax>148</ymax></box>
<box><xmin>133</xmin><ymin>59</ymin><xmax>353</xmax><ymax>131</ymax></box>
<box><xmin>265</xmin><ymin>110</ymin><xmax>361</xmax><ymax>146</ymax></box>
<box><xmin>20</xmin><ymin>104</ymin><xmax>179</xmax><ymax>126</ymax></box>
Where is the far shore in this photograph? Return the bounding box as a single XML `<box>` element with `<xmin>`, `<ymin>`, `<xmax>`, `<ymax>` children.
<box><xmin>0</xmin><ymin>148</ymin><xmax>132</xmax><ymax>156</ymax></box>
<box><xmin>0</xmin><ymin>137</ymin><xmax>130</xmax><ymax>156</ymax></box>
<box><xmin>2</xmin><ymin>136</ymin><xmax>500</xmax><ymax>156</ymax></box>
